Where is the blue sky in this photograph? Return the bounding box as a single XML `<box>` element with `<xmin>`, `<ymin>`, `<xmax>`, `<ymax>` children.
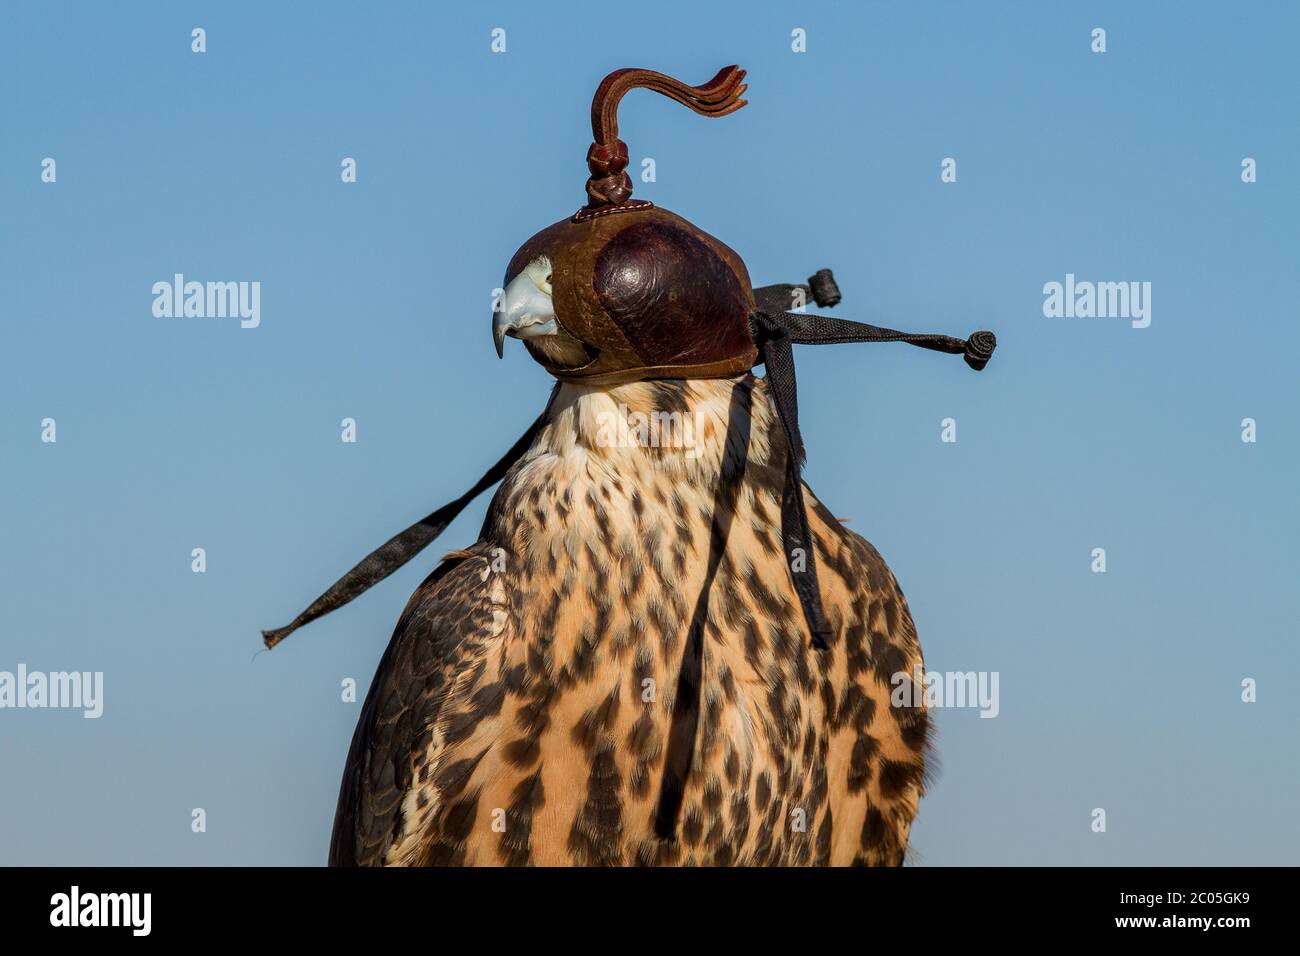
<box><xmin>2</xmin><ymin>1</ymin><xmax>1296</xmax><ymax>864</ymax></box>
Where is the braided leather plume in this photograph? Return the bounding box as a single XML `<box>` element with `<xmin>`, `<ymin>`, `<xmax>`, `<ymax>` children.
<box><xmin>584</xmin><ymin>66</ymin><xmax>748</xmax><ymax>209</ymax></box>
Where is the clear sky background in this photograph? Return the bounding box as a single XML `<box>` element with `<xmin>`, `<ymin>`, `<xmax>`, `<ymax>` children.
<box><xmin>2</xmin><ymin>2</ymin><xmax>1296</xmax><ymax>865</ymax></box>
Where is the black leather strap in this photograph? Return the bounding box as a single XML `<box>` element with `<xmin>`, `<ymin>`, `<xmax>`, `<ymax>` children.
<box><xmin>751</xmin><ymin>311</ymin><xmax>831</xmax><ymax>650</ymax></box>
<box><xmin>750</xmin><ymin>270</ymin><xmax>995</xmax><ymax>648</ymax></box>
<box><xmin>262</xmin><ymin>411</ymin><xmax>548</xmax><ymax>649</ymax></box>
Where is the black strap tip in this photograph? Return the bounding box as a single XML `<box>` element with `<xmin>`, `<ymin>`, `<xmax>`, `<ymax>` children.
<box><xmin>963</xmin><ymin>330</ymin><xmax>996</xmax><ymax>371</ymax></box>
<box><xmin>808</xmin><ymin>269</ymin><xmax>841</xmax><ymax>308</ymax></box>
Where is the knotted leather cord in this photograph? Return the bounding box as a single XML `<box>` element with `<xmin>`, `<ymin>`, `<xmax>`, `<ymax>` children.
<box><xmin>779</xmin><ymin>312</ymin><xmax>997</xmax><ymax>369</ymax></box>
<box><xmin>261</xmin><ymin>411</ymin><xmax>548</xmax><ymax>649</ymax></box>
<box><xmin>585</xmin><ymin>66</ymin><xmax>747</xmax><ymax>208</ymax></box>
<box><xmin>751</xmin><ymin>272</ymin><xmax>996</xmax><ymax>649</ymax></box>
<box><xmin>752</xmin><ymin>268</ymin><xmax>842</xmax><ymax>315</ymax></box>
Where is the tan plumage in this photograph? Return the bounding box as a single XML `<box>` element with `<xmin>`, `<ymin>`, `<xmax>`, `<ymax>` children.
<box><xmin>330</xmin><ymin>374</ymin><xmax>931</xmax><ymax>866</ymax></box>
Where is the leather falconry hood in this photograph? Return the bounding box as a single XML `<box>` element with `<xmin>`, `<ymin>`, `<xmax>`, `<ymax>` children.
<box><xmin>262</xmin><ymin>65</ymin><xmax>997</xmax><ymax>651</ymax></box>
<box><xmin>501</xmin><ymin>66</ymin><xmax>758</xmax><ymax>385</ymax></box>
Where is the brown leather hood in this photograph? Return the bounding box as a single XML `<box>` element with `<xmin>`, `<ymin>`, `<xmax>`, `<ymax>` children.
<box><xmin>500</xmin><ymin>66</ymin><xmax>758</xmax><ymax>385</ymax></box>
<box><xmin>503</xmin><ymin>204</ymin><xmax>759</xmax><ymax>384</ymax></box>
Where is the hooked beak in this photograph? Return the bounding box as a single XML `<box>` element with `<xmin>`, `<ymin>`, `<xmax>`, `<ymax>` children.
<box><xmin>494</xmin><ymin>271</ymin><xmax>557</xmax><ymax>358</ymax></box>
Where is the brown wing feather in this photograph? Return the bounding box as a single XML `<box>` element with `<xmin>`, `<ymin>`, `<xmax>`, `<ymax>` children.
<box><xmin>808</xmin><ymin>496</ymin><xmax>933</xmax><ymax>865</ymax></box>
<box><xmin>328</xmin><ymin>546</ymin><xmax>498</xmax><ymax>866</ymax></box>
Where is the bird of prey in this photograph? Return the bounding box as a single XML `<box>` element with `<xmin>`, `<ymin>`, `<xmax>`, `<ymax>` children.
<box><xmin>263</xmin><ymin>65</ymin><xmax>994</xmax><ymax>867</ymax></box>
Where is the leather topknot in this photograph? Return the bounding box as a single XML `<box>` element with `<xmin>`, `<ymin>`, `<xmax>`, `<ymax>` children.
<box><xmin>583</xmin><ymin>66</ymin><xmax>747</xmax><ymax>211</ymax></box>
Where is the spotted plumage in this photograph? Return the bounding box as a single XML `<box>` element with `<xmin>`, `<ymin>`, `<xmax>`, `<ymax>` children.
<box><xmin>330</xmin><ymin>375</ymin><xmax>931</xmax><ymax>866</ymax></box>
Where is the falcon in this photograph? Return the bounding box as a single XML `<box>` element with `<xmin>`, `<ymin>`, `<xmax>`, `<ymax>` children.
<box><xmin>262</xmin><ymin>65</ymin><xmax>995</xmax><ymax>867</ymax></box>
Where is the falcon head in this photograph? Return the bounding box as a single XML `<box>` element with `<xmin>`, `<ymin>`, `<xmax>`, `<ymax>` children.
<box><xmin>492</xmin><ymin>207</ymin><xmax>758</xmax><ymax>385</ymax></box>
<box><xmin>493</xmin><ymin>254</ymin><xmax>597</xmax><ymax>373</ymax></box>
